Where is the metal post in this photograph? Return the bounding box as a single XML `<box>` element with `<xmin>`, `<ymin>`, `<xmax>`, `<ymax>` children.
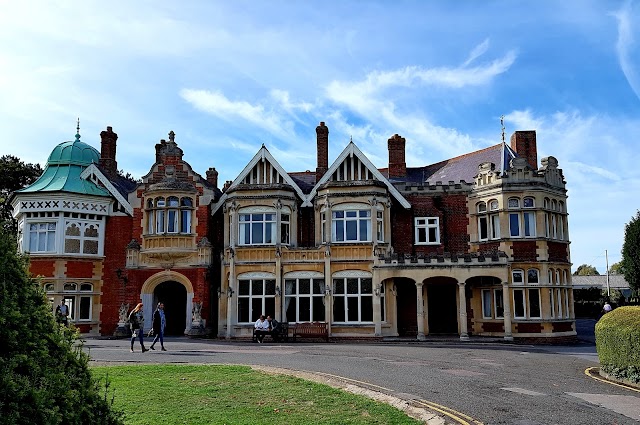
<box><xmin>605</xmin><ymin>249</ymin><xmax>610</xmax><ymax>297</ymax></box>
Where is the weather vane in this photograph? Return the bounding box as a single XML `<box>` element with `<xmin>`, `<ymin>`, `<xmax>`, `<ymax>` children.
<box><xmin>75</xmin><ymin>117</ymin><xmax>81</xmax><ymax>141</ymax></box>
<box><xmin>500</xmin><ymin>115</ymin><xmax>505</xmax><ymax>143</ymax></box>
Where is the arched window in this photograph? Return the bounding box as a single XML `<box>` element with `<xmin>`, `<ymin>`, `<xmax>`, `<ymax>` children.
<box><xmin>523</xmin><ymin>197</ymin><xmax>535</xmax><ymax>208</ymax></box>
<box><xmin>80</xmin><ymin>283</ymin><xmax>93</xmax><ymax>291</ymax></box>
<box><xmin>44</xmin><ymin>283</ymin><xmax>54</xmax><ymax>292</ymax></box>
<box><xmin>284</xmin><ymin>272</ymin><xmax>325</xmax><ymax>323</ymax></box>
<box><xmin>527</xmin><ymin>269</ymin><xmax>539</xmax><ymax>284</ymax></box>
<box><xmin>508</xmin><ymin>198</ymin><xmax>520</xmax><ymax>209</ymax></box>
<box><xmin>477</xmin><ymin>202</ymin><xmax>487</xmax><ymax>213</ymax></box>
<box><xmin>332</xmin><ymin>203</ymin><xmax>371</xmax><ymax>242</ymax></box>
<box><xmin>332</xmin><ymin>271</ymin><xmax>374</xmax><ymax>323</ymax></box>
<box><xmin>63</xmin><ymin>283</ymin><xmax>77</xmax><ymax>291</ymax></box>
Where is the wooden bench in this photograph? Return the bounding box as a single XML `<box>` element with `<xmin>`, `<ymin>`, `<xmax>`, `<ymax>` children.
<box><xmin>292</xmin><ymin>322</ymin><xmax>329</xmax><ymax>342</ymax></box>
<box><xmin>252</xmin><ymin>323</ymin><xmax>290</xmax><ymax>342</ymax></box>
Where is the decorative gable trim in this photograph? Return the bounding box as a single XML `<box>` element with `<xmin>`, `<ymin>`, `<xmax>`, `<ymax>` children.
<box><xmin>303</xmin><ymin>142</ymin><xmax>411</xmax><ymax>209</ymax></box>
<box><xmin>80</xmin><ymin>164</ymin><xmax>133</xmax><ymax>215</ymax></box>
<box><xmin>211</xmin><ymin>145</ymin><xmax>306</xmax><ymax>215</ymax></box>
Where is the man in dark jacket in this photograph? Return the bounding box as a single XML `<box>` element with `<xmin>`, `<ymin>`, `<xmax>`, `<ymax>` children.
<box><xmin>150</xmin><ymin>302</ymin><xmax>167</xmax><ymax>351</ymax></box>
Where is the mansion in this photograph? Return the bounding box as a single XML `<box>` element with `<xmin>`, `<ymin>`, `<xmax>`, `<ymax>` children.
<box><xmin>11</xmin><ymin>121</ymin><xmax>575</xmax><ymax>341</ymax></box>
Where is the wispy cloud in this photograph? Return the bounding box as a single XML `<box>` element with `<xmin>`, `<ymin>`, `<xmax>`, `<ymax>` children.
<box><xmin>180</xmin><ymin>89</ymin><xmax>294</xmax><ymax>140</ymax></box>
<box><xmin>611</xmin><ymin>0</ymin><xmax>640</xmax><ymax>101</ymax></box>
<box><xmin>463</xmin><ymin>39</ymin><xmax>491</xmax><ymax>67</ymax></box>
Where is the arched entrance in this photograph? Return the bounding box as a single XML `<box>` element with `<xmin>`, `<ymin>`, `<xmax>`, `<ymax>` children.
<box><xmin>154</xmin><ymin>281</ymin><xmax>187</xmax><ymax>336</ymax></box>
<box><xmin>141</xmin><ymin>270</ymin><xmax>195</xmax><ymax>337</ymax></box>
<box><xmin>426</xmin><ymin>277</ymin><xmax>458</xmax><ymax>334</ymax></box>
<box><xmin>395</xmin><ymin>278</ymin><xmax>417</xmax><ymax>337</ymax></box>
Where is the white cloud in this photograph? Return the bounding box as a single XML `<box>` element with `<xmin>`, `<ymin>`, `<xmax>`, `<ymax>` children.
<box><xmin>463</xmin><ymin>38</ymin><xmax>491</xmax><ymax>67</ymax></box>
<box><xmin>611</xmin><ymin>1</ymin><xmax>640</xmax><ymax>101</ymax></box>
<box><xmin>270</xmin><ymin>89</ymin><xmax>313</xmax><ymax>113</ymax></box>
<box><xmin>180</xmin><ymin>89</ymin><xmax>293</xmax><ymax>140</ymax></box>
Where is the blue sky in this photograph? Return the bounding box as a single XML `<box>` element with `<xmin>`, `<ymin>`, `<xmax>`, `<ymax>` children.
<box><xmin>1</xmin><ymin>0</ymin><xmax>639</xmax><ymax>274</ymax></box>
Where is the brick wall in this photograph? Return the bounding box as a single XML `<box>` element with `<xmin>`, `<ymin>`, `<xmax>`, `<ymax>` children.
<box><xmin>547</xmin><ymin>241</ymin><xmax>569</xmax><ymax>263</ymax></box>
<box><xmin>511</xmin><ymin>241</ymin><xmax>538</xmax><ymax>261</ymax></box>
<box><xmin>392</xmin><ymin>193</ymin><xmax>469</xmax><ymax>255</ymax></box>
<box><xmin>29</xmin><ymin>259</ymin><xmax>55</xmax><ymax>277</ymax></box>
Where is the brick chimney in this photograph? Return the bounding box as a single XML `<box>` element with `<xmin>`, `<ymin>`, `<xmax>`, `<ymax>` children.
<box><xmin>206</xmin><ymin>167</ymin><xmax>219</xmax><ymax>188</ymax></box>
<box><xmin>388</xmin><ymin>134</ymin><xmax>406</xmax><ymax>179</ymax></box>
<box><xmin>510</xmin><ymin>131</ymin><xmax>537</xmax><ymax>170</ymax></box>
<box><xmin>99</xmin><ymin>126</ymin><xmax>118</xmax><ymax>176</ymax></box>
<box><xmin>316</xmin><ymin>122</ymin><xmax>329</xmax><ymax>182</ymax></box>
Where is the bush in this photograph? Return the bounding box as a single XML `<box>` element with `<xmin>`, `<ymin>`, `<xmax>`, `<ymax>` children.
<box><xmin>0</xmin><ymin>228</ymin><xmax>123</xmax><ymax>425</ymax></box>
<box><xmin>595</xmin><ymin>306</ymin><xmax>640</xmax><ymax>385</ymax></box>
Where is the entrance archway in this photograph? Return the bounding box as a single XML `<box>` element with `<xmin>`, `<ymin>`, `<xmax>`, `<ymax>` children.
<box><xmin>426</xmin><ymin>277</ymin><xmax>458</xmax><ymax>334</ymax></box>
<box><xmin>154</xmin><ymin>281</ymin><xmax>187</xmax><ymax>336</ymax></box>
<box><xmin>395</xmin><ymin>278</ymin><xmax>417</xmax><ymax>337</ymax></box>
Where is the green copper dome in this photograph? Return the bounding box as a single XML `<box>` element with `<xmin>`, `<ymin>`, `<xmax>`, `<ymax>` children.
<box><xmin>46</xmin><ymin>139</ymin><xmax>101</xmax><ymax>166</ymax></box>
<box><xmin>17</xmin><ymin>136</ymin><xmax>110</xmax><ymax>197</ymax></box>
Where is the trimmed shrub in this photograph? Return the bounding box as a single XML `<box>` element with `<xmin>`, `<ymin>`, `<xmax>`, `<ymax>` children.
<box><xmin>595</xmin><ymin>306</ymin><xmax>640</xmax><ymax>384</ymax></box>
<box><xmin>0</xmin><ymin>228</ymin><xmax>123</xmax><ymax>425</ymax></box>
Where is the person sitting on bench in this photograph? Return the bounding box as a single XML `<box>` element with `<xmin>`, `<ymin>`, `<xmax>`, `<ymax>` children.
<box><xmin>254</xmin><ymin>314</ymin><xmax>270</xmax><ymax>343</ymax></box>
<box><xmin>267</xmin><ymin>315</ymin><xmax>282</xmax><ymax>341</ymax></box>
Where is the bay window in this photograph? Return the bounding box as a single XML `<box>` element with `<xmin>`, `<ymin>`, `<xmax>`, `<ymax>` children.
<box><xmin>146</xmin><ymin>195</ymin><xmax>194</xmax><ymax>235</ymax></box>
<box><xmin>28</xmin><ymin>222</ymin><xmax>57</xmax><ymax>253</ymax></box>
<box><xmin>332</xmin><ymin>206</ymin><xmax>371</xmax><ymax>242</ymax></box>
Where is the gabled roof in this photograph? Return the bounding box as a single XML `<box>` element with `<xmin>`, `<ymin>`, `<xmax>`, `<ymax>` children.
<box><xmin>80</xmin><ymin>164</ymin><xmax>134</xmax><ymax>215</ymax></box>
<box><xmin>303</xmin><ymin>141</ymin><xmax>411</xmax><ymax>209</ymax></box>
<box><xmin>397</xmin><ymin>143</ymin><xmax>517</xmax><ymax>185</ymax></box>
<box><xmin>572</xmin><ymin>275</ymin><xmax>630</xmax><ymax>289</ymax></box>
<box><xmin>212</xmin><ymin>145</ymin><xmax>307</xmax><ymax>214</ymax></box>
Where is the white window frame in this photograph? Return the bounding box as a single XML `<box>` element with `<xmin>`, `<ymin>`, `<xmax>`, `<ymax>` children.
<box><xmin>331</xmin><ymin>205</ymin><xmax>371</xmax><ymax>243</ymax></box>
<box><xmin>523</xmin><ymin>211</ymin><xmax>536</xmax><ymax>237</ymax></box>
<box><xmin>527</xmin><ymin>269</ymin><xmax>539</xmax><ymax>285</ymax></box>
<box><xmin>482</xmin><ymin>289</ymin><xmax>493</xmax><ymax>319</ymax></box>
<box><xmin>283</xmin><ymin>275</ymin><xmax>325</xmax><ymax>323</ymax></box>
<box><xmin>239</xmin><ymin>212</ymin><xmax>277</xmax><ymax>245</ymax></box>
<box><xmin>494</xmin><ymin>289</ymin><xmax>504</xmax><ymax>318</ymax></box>
<box><xmin>236</xmin><ymin>275</ymin><xmax>276</xmax><ymax>323</ymax></box>
<box><xmin>513</xmin><ymin>288</ymin><xmax>526</xmax><ymax>319</ymax></box>
<box><xmin>63</xmin><ymin>220</ymin><xmax>102</xmax><ymax>256</ymax></box>
<box><xmin>28</xmin><ymin>222</ymin><xmax>57</xmax><ymax>253</ymax></box>
<box><xmin>415</xmin><ymin>217</ymin><xmax>440</xmax><ymax>245</ymax></box>
<box><xmin>509</xmin><ymin>213</ymin><xmax>521</xmax><ymax>237</ymax></box>
<box><xmin>332</xmin><ymin>272</ymin><xmax>374</xmax><ymax>324</ymax></box>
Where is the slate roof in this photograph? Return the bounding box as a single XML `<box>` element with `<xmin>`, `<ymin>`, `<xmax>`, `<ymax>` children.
<box><xmin>94</xmin><ymin>164</ymin><xmax>138</xmax><ymax>198</ymax></box>
<box><xmin>288</xmin><ymin>171</ymin><xmax>316</xmax><ymax>194</ymax></box>
<box><xmin>572</xmin><ymin>275</ymin><xmax>630</xmax><ymax>289</ymax></box>
<box><xmin>385</xmin><ymin>143</ymin><xmax>518</xmax><ymax>185</ymax></box>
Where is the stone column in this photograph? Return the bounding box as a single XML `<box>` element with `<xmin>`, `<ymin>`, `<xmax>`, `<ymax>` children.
<box><xmin>324</xmin><ymin>246</ymin><xmax>332</xmax><ymax>336</ymax></box>
<box><xmin>458</xmin><ymin>282</ymin><xmax>469</xmax><ymax>341</ymax></box>
<box><xmin>502</xmin><ymin>282</ymin><xmax>513</xmax><ymax>341</ymax></box>
<box><xmin>416</xmin><ymin>282</ymin><xmax>426</xmax><ymax>341</ymax></box>
<box><xmin>373</xmin><ymin>272</ymin><xmax>382</xmax><ymax>337</ymax></box>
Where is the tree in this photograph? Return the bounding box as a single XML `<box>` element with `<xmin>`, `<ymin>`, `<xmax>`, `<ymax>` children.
<box><xmin>0</xmin><ymin>155</ymin><xmax>43</xmax><ymax>233</ymax></box>
<box><xmin>0</xmin><ymin>227</ymin><xmax>123</xmax><ymax>424</ymax></box>
<box><xmin>573</xmin><ymin>264</ymin><xmax>600</xmax><ymax>276</ymax></box>
<box><xmin>609</xmin><ymin>262</ymin><xmax>624</xmax><ymax>275</ymax></box>
<box><xmin>621</xmin><ymin>210</ymin><xmax>640</xmax><ymax>291</ymax></box>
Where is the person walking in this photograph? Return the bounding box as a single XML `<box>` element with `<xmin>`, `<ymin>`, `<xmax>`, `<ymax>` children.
<box><xmin>128</xmin><ymin>303</ymin><xmax>148</xmax><ymax>353</ymax></box>
<box><xmin>150</xmin><ymin>302</ymin><xmax>167</xmax><ymax>351</ymax></box>
<box><xmin>55</xmin><ymin>299</ymin><xmax>69</xmax><ymax>326</ymax></box>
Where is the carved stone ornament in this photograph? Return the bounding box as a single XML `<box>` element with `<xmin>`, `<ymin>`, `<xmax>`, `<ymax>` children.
<box><xmin>192</xmin><ymin>302</ymin><xmax>202</xmax><ymax>323</ymax></box>
<box><xmin>118</xmin><ymin>302</ymin><xmax>130</xmax><ymax>323</ymax></box>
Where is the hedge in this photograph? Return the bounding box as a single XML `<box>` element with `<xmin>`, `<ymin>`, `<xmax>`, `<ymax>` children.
<box><xmin>595</xmin><ymin>306</ymin><xmax>640</xmax><ymax>384</ymax></box>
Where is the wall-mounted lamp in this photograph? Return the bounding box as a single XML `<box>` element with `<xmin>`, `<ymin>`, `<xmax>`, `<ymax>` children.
<box><xmin>374</xmin><ymin>287</ymin><xmax>381</xmax><ymax>297</ymax></box>
<box><xmin>216</xmin><ymin>287</ymin><xmax>224</xmax><ymax>299</ymax></box>
<box><xmin>325</xmin><ymin>286</ymin><xmax>332</xmax><ymax>296</ymax></box>
<box><xmin>115</xmin><ymin>268</ymin><xmax>128</xmax><ymax>287</ymax></box>
<box><xmin>275</xmin><ymin>286</ymin><xmax>281</xmax><ymax>297</ymax></box>
<box><xmin>227</xmin><ymin>287</ymin><xmax>234</xmax><ymax>298</ymax></box>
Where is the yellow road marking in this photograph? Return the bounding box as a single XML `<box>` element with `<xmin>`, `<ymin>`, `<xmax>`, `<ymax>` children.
<box><xmin>413</xmin><ymin>399</ymin><xmax>483</xmax><ymax>425</ymax></box>
<box><xmin>312</xmin><ymin>371</ymin><xmax>483</xmax><ymax>424</ymax></box>
<box><xmin>584</xmin><ymin>367</ymin><xmax>640</xmax><ymax>393</ymax></box>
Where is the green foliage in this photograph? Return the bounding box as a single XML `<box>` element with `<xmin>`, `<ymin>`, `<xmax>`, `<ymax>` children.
<box><xmin>621</xmin><ymin>210</ymin><xmax>640</xmax><ymax>291</ymax></box>
<box><xmin>573</xmin><ymin>264</ymin><xmax>599</xmax><ymax>276</ymax></box>
<box><xmin>595</xmin><ymin>306</ymin><xmax>640</xmax><ymax>384</ymax></box>
<box><xmin>0</xmin><ymin>155</ymin><xmax>43</xmax><ymax>234</ymax></box>
<box><xmin>93</xmin><ymin>364</ymin><xmax>421</xmax><ymax>425</ymax></box>
<box><xmin>609</xmin><ymin>261</ymin><xmax>624</xmax><ymax>275</ymax></box>
<box><xmin>0</xmin><ymin>228</ymin><xmax>123</xmax><ymax>425</ymax></box>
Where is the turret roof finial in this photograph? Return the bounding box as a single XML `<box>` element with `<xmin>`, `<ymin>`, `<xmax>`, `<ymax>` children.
<box><xmin>168</xmin><ymin>130</ymin><xmax>175</xmax><ymax>143</ymax></box>
<box><xmin>75</xmin><ymin>117</ymin><xmax>81</xmax><ymax>141</ymax></box>
<box><xmin>500</xmin><ymin>115</ymin><xmax>505</xmax><ymax>144</ymax></box>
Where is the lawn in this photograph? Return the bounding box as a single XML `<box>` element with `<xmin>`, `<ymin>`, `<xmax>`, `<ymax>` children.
<box><xmin>92</xmin><ymin>365</ymin><xmax>422</xmax><ymax>425</ymax></box>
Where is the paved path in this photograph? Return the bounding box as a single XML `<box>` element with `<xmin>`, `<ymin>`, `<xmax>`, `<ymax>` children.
<box><xmin>85</xmin><ymin>336</ymin><xmax>639</xmax><ymax>424</ymax></box>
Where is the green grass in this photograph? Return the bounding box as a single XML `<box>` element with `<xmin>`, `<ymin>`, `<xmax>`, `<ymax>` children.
<box><xmin>92</xmin><ymin>365</ymin><xmax>421</xmax><ymax>425</ymax></box>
